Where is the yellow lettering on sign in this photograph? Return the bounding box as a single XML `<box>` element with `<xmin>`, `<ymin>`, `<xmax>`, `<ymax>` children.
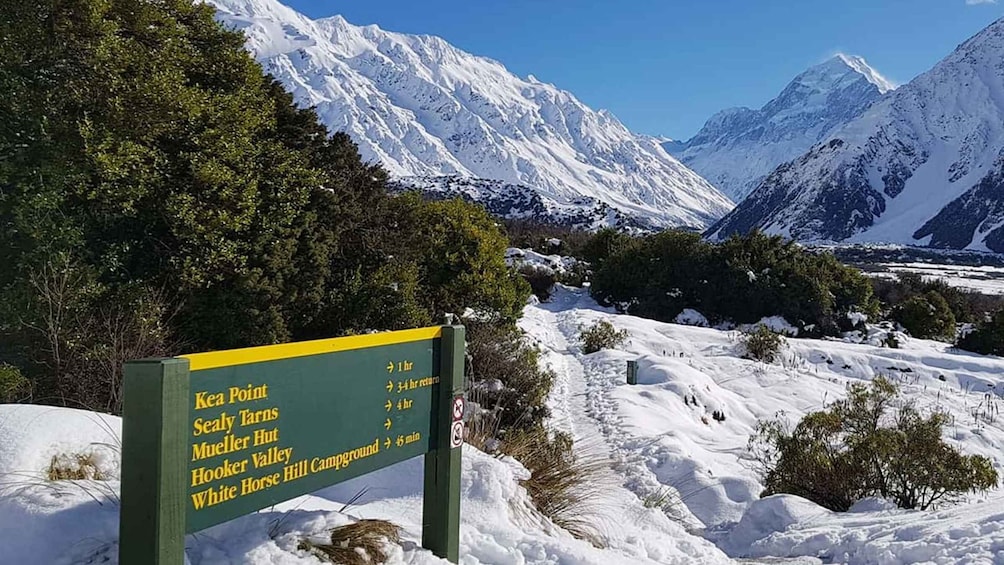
<box><xmin>193</xmin><ymin>412</ymin><xmax>235</xmax><ymax>436</ymax></box>
<box><xmin>310</xmin><ymin>439</ymin><xmax>381</xmax><ymax>473</ymax></box>
<box><xmin>397</xmin><ymin>375</ymin><xmax>440</xmax><ymax>393</ymax></box>
<box><xmin>191</xmin><ymin>433</ymin><xmax>250</xmax><ymax>461</ymax></box>
<box><xmin>283</xmin><ymin>459</ymin><xmax>309</xmax><ymax>483</ymax></box>
<box><xmin>239</xmin><ymin>407</ymin><xmax>279</xmax><ymax>427</ymax></box>
<box><xmin>191</xmin><ymin>484</ymin><xmax>238</xmax><ymax>509</ymax></box>
<box><xmin>190</xmin><ymin>458</ymin><xmax>248</xmax><ymax>488</ymax></box>
<box><xmin>228</xmin><ymin>383</ymin><xmax>268</xmax><ymax>404</ymax></box>
<box><xmin>250</xmin><ymin>446</ymin><xmax>293</xmax><ymax>469</ymax></box>
<box><xmin>194</xmin><ymin>391</ymin><xmax>225</xmax><ymax>410</ymax></box>
<box><xmin>252</xmin><ymin>427</ymin><xmax>279</xmax><ymax>446</ymax></box>
<box><xmin>240</xmin><ymin>473</ymin><xmax>281</xmax><ymax>496</ymax></box>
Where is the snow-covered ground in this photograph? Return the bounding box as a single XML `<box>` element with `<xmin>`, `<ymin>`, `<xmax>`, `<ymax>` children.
<box><xmin>3</xmin><ymin>284</ymin><xmax>1004</xmax><ymax>564</ymax></box>
<box><xmin>520</xmin><ymin>286</ymin><xmax>1004</xmax><ymax>564</ymax></box>
<box><xmin>867</xmin><ymin>262</ymin><xmax>1004</xmax><ymax>296</ymax></box>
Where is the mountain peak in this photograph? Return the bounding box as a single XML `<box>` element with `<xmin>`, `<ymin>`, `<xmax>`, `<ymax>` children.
<box><xmin>794</xmin><ymin>53</ymin><xmax>895</xmax><ymax>95</ymax></box>
<box><xmin>666</xmin><ymin>53</ymin><xmax>891</xmax><ymax>201</ymax></box>
<box><xmin>707</xmin><ymin>16</ymin><xmax>1004</xmax><ymax>252</ymax></box>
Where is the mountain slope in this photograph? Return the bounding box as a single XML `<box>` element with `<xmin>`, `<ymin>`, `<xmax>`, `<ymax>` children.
<box><xmin>206</xmin><ymin>0</ymin><xmax>733</xmax><ymax>229</ymax></box>
<box><xmin>708</xmin><ymin>17</ymin><xmax>1004</xmax><ymax>252</ymax></box>
<box><xmin>666</xmin><ymin>54</ymin><xmax>893</xmax><ymax>201</ymax></box>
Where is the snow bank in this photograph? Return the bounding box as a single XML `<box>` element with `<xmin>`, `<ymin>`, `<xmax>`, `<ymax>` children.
<box><xmin>673</xmin><ymin>309</ymin><xmax>709</xmax><ymax>327</ymax></box>
<box><xmin>505</xmin><ymin>247</ymin><xmax>581</xmax><ymax>276</ymax></box>
<box><xmin>721</xmin><ymin>495</ymin><xmax>831</xmax><ymax>554</ymax></box>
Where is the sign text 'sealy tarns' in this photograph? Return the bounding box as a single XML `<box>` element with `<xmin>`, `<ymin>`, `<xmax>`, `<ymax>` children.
<box><xmin>119</xmin><ymin>326</ymin><xmax>465</xmax><ymax>565</ymax></box>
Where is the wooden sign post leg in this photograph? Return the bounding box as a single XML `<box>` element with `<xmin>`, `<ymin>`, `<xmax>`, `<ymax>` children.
<box><xmin>422</xmin><ymin>325</ymin><xmax>465</xmax><ymax>562</ymax></box>
<box><xmin>119</xmin><ymin>358</ymin><xmax>190</xmax><ymax>565</ymax></box>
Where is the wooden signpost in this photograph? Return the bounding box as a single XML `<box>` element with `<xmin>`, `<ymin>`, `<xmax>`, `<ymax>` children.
<box><xmin>119</xmin><ymin>325</ymin><xmax>465</xmax><ymax>564</ymax></box>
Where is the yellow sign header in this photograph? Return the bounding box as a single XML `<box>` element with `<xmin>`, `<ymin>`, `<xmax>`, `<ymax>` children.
<box><xmin>181</xmin><ymin>326</ymin><xmax>443</xmax><ymax>372</ymax></box>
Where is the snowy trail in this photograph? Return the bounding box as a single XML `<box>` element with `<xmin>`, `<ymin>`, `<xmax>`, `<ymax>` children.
<box><xmin>522</xmin><ymin>284</ymin><xmax>1004</xmax><ymax>564</ymax></box>
<box><xmin>521</xmin><ymin>290</ymin><xmax>735</xmax><ymax>563</ymax></box>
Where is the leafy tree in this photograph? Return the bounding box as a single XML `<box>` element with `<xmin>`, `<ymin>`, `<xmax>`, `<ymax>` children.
<box><xmin>391</xmin><ymin>194</ymin><xmax>529</xmax><ymax>325</ymax></box>
<box><xmin>0</xmin><ymin>0</ymin><xmax>529</xmax><ymax>412</ymax></box>
<box><xmin>750</xmin><ymin>378</ymin><xmax>997</xmax><ymax>511</ymax></box>
<box><xmin>892</xmin><ymin>291</ymin><xmax>956</xmax><ymax>341</ymax></box>
<box><xmin>579</xmin><ymin>227</ymin><xmax>632</xmax><ymax>266</ymax></box>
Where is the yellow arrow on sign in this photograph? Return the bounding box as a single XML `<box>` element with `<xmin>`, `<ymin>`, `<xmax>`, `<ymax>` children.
<box><xmin>384</xmin><ymin>438</ymin><xmax>391</xmax><ymax>449</ymax></box>
<box><xmin>384</xmin><ymin>418</ymin><xmax>392</xmax><ymax>430</ymax></box>
<box><xmin>385</xmin><ymin>400</ymin><xmax>392</xmax><ymax>412</ymax></box>
<box><xmin>386</xmin><ymin>380</ymin><xmax>393</xmax><ymax>393</ymax></box>
<box><xmin>387</xmin><ymin>362</ymin><xmax>395</xmax><ymax>373</ymax></box>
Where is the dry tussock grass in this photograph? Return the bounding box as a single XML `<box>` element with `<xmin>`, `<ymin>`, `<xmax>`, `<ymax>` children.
<box><xmin>47</xmin><ymin>452</ymin><xmax>109</xmax><ymax>481</ymax></box>
<box><xmin>502</xmin><ymin>428</ymin><xmax>611</xmax><ymax>548</ymax></box>
<box><xmin>299</xmin><ymin>519</ymin><xmax>402</xmax><ymax>564</ymax></box>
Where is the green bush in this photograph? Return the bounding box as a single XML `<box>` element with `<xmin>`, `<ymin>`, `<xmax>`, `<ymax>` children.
<box><xmin>465</xmin><ymin>322</ymin><xmax>555</xmax><ymax>439</ymax></box>
<box><xmin>892</xmin><ymin>291</ymin><xmax>956</xmax><ymax>341</ymax></box>
<box><xmin>741</xmin><ymin>325</ymin><xmax>785</xmax><ymax>363</ymax></box>
<box><xmin>873</xmin><ymin>273</ymin><xmax>1004</xmax><ymax>325</ymax></box>
<box><xmin>589</xmin><ymin>230</ymin><xmax>879</xmax><ymax>335</ymax></box>
<box><xmin>958</xmin><ymin>310</ymin><xmax>1004</xmax><ymax>356</ymax></box>
<box><xmin>0</xmin><ymin>364</ymin><xmax>30</xmax><ymax>402</ymax></box>
<box><xmin>579</xmin><ymin>320</ymin><xmax>628</xmax><ymax>354</ymax></box>
<box><xmin>749</xmin><ymin>378</ymin><xmax>998</xmax><ymax>511</ymax></box>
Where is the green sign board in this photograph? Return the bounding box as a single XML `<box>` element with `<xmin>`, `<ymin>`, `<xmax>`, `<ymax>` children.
<box><xmin>119</xmin><ymin>326</ymin><xmax>465</xmax><ymax>565</ymax></box>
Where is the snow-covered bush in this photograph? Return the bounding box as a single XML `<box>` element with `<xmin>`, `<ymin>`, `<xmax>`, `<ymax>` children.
<box><xmin>579</xmin><ymin>320</ymin><xmax>628</xmax><ymax>354</ymax></box>
<box><xmin>749</xmin><ymin>377</ymin><xmax>998</xmax><ymax>512</ymax></box>
<box><xmin>299</xmin><ymin>519</ymin><xmax>401</xmax><ymax>564</ymax></box>
<box><xmin>958</xmin><ymin>309</ymin><xmax>1004</xmax><ymax>356</ymax></box>
<box><xmin>518</xmin><ymin>264</ymin><xmax>558</xmax><ymax>301</ymax></box>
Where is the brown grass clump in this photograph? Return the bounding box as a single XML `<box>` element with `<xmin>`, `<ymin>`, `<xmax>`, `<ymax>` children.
<box><xmin>299</xmin><ymin>519</ymin><xmax>402</xmax><ymax>564</ymax></box>
<box><xmin>502</xmin><ymin>427</ymin><xmax>609</xmax><ymax>548</ymax></box>
<box><xmin>46</xmin><ymin>452</ymin><xmax>109</xmax><ymax>481</ymax></box>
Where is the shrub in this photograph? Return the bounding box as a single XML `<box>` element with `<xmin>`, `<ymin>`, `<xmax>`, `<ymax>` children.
<box><xmin>741</xmin><ymin>325</ymin><xmax>785</xmax><ymax>363</ymax></box>
<box><xmin>873</xmin><ymin>273</ymin><xmax>1004</xmax><ymax>326</ymax></box>
<box><xmin>749</xmin><ymin>378</ymin><xmax>998</xmax><ymax>511</ymax></box>
<box><xmin>958</xmin><ymin>310</ymin><xmax>1004</xmax><ymax>356</ymax></box>
<box><xmin>579</xmin><ymin>227</ymin><xmax>633</xmax><ymax>266</ymax></box>
<box><xmin>589</xmin><ymin>230</ymin><xmax>879</xmax><ymax>335</ymax></box>
<box><xmin>892</xmin><ymin>291</ymin><xmax>956</xmax><ymax>341</ymax></box>
<box><xmin>580</xmin><ymin>320</ymin><xmax>628</xmax><ymax>354</ymax></box>
<box><xmin>0</xmin><ymin>364</ymin><xmax>30</xmax><ymax>402</ymax></box>
<box><xmin>465</xmin><ymin>322</ymin><xmax>555</xmax><ymax>440</ymax></box>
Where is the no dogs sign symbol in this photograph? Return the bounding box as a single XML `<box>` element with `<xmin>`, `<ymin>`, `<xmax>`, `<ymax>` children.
<box><xmin>450</xmin><ymin>420</ymin><xmax>464</xmax><ymax>449</ymax></box>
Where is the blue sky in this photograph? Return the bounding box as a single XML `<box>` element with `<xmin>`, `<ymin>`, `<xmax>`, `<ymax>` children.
<box><xmin>283</xmin><ymin>0</ymin><xmax>1001</xmax><ymax>140</ymax></box>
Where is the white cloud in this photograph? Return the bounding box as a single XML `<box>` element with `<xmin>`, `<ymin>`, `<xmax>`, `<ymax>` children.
<box><xmin>966</xmin><ymin>0</ymin><xmax>996</xmax><ymax>5</ymax></box>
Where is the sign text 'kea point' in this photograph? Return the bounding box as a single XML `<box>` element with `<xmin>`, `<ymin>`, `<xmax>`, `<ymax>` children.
<box><xmin>119</xmin><ymin>325</ymin><xmax>465</xmax><ymax>565</ymax></box>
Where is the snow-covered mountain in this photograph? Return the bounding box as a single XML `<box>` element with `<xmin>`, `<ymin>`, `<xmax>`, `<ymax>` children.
<box><xmin>205</xmin><ymin>0</ymin><xmax>733</xmax><ymax>229</ymax></box>
<box><xmin>665</xmin><ymin>54</ymin><xmax>894</xmax><ymax>201</ymax></box>
<box><xmin>708</xmin><ymin>18</ymin><xmax>1004</xmax><ymax>253</ymax></box>
<box><xmin>389</xmin><ymin>176</ymin><xmax>652</xmax><ymax>231</ymax></box>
